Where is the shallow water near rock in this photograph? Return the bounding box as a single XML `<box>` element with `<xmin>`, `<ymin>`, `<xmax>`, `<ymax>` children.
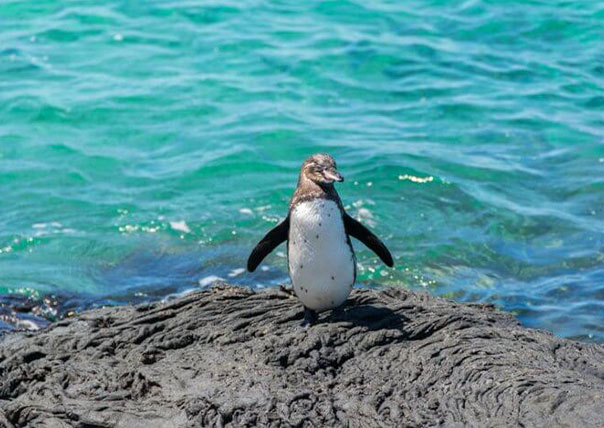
<box><xmin>1</xmin><ymin>0</ymin><xmax>603</xmax><ymax>341</ymax></box>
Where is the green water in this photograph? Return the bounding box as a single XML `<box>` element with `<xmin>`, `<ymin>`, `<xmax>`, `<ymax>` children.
<box><xmin>1</xmin><ymin>0</ymin><xmax>603</xmax><ymax>341</ymax></box>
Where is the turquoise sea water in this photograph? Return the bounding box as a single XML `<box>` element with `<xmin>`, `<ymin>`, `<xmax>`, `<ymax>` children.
<box><xmin>1</xmin><ymin>0</ymin><xmax>603</xmax><ymax>341</ymax></box>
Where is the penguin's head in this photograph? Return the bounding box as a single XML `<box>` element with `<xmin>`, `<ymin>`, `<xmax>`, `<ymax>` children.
<box><xmin>301</xmin><ymin>153</ymin><xmax>344</xmax><ymax>185</ymax></box>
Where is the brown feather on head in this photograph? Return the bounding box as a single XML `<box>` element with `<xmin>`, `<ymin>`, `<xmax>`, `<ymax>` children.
<box><xmin>299</xmin><ymin>153</ymin><xmax>344</xmax><ymax>186</ymax></box>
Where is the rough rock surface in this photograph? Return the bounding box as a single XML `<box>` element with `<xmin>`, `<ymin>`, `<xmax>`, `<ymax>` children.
<box><xmin>1</xmin><ymin>284</ymin><xmax>603</xmax><ymax>427</ymax></box>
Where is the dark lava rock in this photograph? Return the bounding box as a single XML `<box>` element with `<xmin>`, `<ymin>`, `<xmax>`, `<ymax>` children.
<box><xmin>1</xmin><ymin>284</ymin><xmax>603</xmax><ymax>427</ymax></box>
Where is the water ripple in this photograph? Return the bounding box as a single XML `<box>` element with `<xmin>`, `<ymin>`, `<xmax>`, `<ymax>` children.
<box><xmin>1</xmin><ymin>0</ymin><xmax>603</xmax><ymax>342</ymax></box>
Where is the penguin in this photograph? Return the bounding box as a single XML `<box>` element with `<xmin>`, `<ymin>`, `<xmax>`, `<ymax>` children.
<box><xmin>247</xmin><ymin>153</ymin><xmax>394</xmax><ymax>326</ymax></box>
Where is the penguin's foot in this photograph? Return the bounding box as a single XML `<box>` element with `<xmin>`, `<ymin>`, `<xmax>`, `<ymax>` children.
<box><xmin>301</xmin><ymin>307</ymin><xmax>318</xmax><ymax>327</ymax></box>
<box><xmin>330</xmin><ymin>305</ymin><xmax>346</xmax><ymax>320</ymax></box>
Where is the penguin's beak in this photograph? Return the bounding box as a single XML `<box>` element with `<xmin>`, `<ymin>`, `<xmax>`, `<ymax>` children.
<box><xmin>323</xmin><ymin>168</ymin><xmax>344</xmax><ymax>183</ymax></box>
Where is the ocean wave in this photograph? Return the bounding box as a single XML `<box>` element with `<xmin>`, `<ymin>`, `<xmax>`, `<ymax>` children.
<box><xmin>1</xmin><ymin>0</ymin><xmax>603</xmax><ymax>342</ymax></box>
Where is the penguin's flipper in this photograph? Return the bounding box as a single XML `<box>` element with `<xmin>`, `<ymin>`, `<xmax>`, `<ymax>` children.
<box><xmin>247</xmin><ymin>215</ymin><xmax>290</xmax><ymax>272</ymax></box>
<box><xmin>343</xmin><ymin>213</ymin><xmax>394</xmax><ymax>267</ymax></box>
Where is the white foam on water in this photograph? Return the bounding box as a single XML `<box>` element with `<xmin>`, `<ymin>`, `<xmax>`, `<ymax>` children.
<box><xmin>357</xmin><ymin>207</ymin><xmax>375</xmax><ymax>228</ymax></box>
<box><xmin>228</xmin><ymin>268</ymin><xmax>245</xmax><ymax>278</ymax></box>
<box><xmin>198</xmin><ymin>275</ymin><xmax>224</xmax><ymax>288</ymax></box>
<box><xmin>161</xmin><ymin>287</ymin><xmax>198</xmax><ymax>303</ymax></box>
<box><xmin>170</xmin><ymin>220</ymin><xmax>191</xmax><ymax>234</ymax></box>
<box><xmin>16</xmin><ymin>319</ymin><xmax>40</xmax><ymax>331</ymax></box>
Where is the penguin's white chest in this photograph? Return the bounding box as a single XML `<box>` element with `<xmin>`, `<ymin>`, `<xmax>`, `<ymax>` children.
<box><xmin>288</xmin><ymin>200</ymin><xmax>355</xmax><ymax>312</ymax></box>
